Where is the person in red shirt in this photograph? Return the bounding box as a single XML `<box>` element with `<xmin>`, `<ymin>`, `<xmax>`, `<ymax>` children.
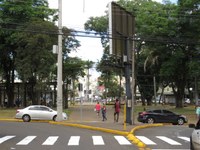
<box><xmin>95</xmin><ymin>101</ymin><xmax>101</xmax><ymax>116</ymax></box>
<box><xmin>114</xmin><ymin>99</ymin><xmax>120</xmax><ymax>122</ymax></box>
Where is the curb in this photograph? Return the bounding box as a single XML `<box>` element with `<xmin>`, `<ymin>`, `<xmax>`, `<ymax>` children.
<box><xmin>50</xmin><ymin>121</ymin><xmax>129</xmax><ymax>136</ymax></box>
<box><xmin>127</xmin><ymin>123</ymin><xmax>163</xmax><ymax>148</ymax></box>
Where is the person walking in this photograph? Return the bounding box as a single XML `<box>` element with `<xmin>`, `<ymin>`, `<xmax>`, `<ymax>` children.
<box><xmin>196</xmin><ymin>103</ymin><xmax>200</xmax><ymax>120</ymax></box>
<box><xmin>95</xmin><ymin>101</ymin><xmax>101</xmax><ymax>116</ymax></box>
<box><xmin>114</xmin><ymin>98</ymin><xmax>120</xmax><ymax>122</ymax></box>
<box><xmin>101</xmin><ymin>103</ymin><xmax>107</xmax><ymax>121</ymax></box>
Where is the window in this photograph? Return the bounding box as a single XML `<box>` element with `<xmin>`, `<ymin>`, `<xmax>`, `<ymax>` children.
<box><xmin>40</xmin><ymin>106</ymin><xmax>50</xmax><ymax>111</ymax></box>
<box><xmin>153</xmin><ymin>110</ymin><xmax>162</xmax><ymax>113</ymax></box>
<box><xmin>163</xmin><ymin>110</ymin><xmax>173</xmax><ymax>114</ymax></box>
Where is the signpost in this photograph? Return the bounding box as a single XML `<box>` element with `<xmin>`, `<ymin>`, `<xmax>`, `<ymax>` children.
<box><xmin>108</xmin><ymin>2</ymin><xmax>135</xmax><ymax>124</ymax></box>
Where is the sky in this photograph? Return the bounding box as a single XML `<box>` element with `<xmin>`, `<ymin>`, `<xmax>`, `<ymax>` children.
<box><xmin>48</xmin><ymin>0</ymin><xmax>176</xmax><ymax>75</ymax></box>
<box><xmin>48</xmin><ymin>0</ymin><xmax>118</xmax><ymax>63</ymax></box>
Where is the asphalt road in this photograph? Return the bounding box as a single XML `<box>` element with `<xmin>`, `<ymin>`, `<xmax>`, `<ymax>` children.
<box><xmin>0</xmin><ymin>122</ymin><xmax>137</xmax><ymax>150</ymax></box>
<box><xmin>135</xmin><ymin>125</ymin><xmax>194</xmax><ymax>150</ymax></box>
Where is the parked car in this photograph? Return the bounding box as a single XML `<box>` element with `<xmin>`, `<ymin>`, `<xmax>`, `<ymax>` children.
<box><xmin>137</xmin><ymin>109</ymin><xmax>187</xmax><ymax>125</ymax></box>
<box><xmin>15</xmin><ymin>105</ymin><xmax>67</xmax><ymax>122</ymax></box>
<box><xmin>189</xmin><ymin>122</ymin><xmax>200</xmax><ymax>150</ymax></box>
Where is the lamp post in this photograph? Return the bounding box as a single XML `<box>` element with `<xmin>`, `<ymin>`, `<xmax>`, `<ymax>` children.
<box><xmin>56</xmin><ymin>0</ymin><xmax>63</xmax><ymax>121</ymax></box>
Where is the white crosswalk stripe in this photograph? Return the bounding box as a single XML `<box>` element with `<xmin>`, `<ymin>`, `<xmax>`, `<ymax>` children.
<box><xmin>136</xmin><ymin>136</ymin><xmax>156</xmax><ymax>145</ymax></box>
<box><xmin>17</xmin><ymin>136</ymin><xmax>36</xmax><ymax>145</ymax></box>
<box><xmin>177</xmin><ymin>136</ymin><xmax>190</xmax><ymax>142</ymax></box>
<box><xmin>156</xmin><ymin>136</ymin><xmax>181</xmax><ymax>145</ymax></box>
<box><xmin>42</xmin><ymin>136</ymin><xmax>59</xmax><ymax>145</ymax></box>
<box><xmin>114</xmin><ymin>136</ymin><xmax>132</xmax><ymax>145</ymax></box>
<box><xmin>68</xmin><ymin>136</ymin><xmax>80</xmax><ymax>146</ymax></box>
<box><xmin>0</xmin><ymin>136</ymin><xmax>16</xmax><ymax>144</ymax></box>
<box><xmin>92</xmin><ymin>136</ymin><xmax>105</xmax><ymax>145</ymax></box>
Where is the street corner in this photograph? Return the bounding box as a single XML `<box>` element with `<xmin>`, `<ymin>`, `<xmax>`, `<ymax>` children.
<box><xmin>127</xmin><ymin>123</ymin><xmax>163</xmax><ymax>149</ymax></box>
<box><xmin>130</xmin><ymin>123</ymin><xmax>163</xmax><ymax>134</ymax></box>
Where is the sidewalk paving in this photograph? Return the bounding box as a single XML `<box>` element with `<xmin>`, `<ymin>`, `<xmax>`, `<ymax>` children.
<box><xmin>66</xmin><ymin>103</ymin><xmax>140</xmax><ymax>131</ymax></box>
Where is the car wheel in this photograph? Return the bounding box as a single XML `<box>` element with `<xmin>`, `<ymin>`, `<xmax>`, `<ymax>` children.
<box><xmin>177</xmin><ymin>118</ymin><xmax>184</xmax><ymax>125</ymax></box>
<box><xmin>146</xmin><ymin>117</ymin><xmax>155</xmax><ymax>124</ymax></box>
<box><xmin>53</xmin><ymin>115</ymin><xmax>57</xmax><ymax>121</ymax></box>
<box><xmin>22</xmin><ymin>115</ymin><xmax>31</xmax><ymax>122</ymax></box>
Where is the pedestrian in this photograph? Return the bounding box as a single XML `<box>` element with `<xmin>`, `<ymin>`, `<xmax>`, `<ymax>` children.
<box><xmin>101</xmin><ymin>103</ymin><xmax>107</xmax><ymax>121</ymax></box>
<box><xmin>94</xmin><ymin>101</ymin><xmax>101</xmax><ymax>116</ymax></box>
<box><xmin>114</xmin><ymin>98</ymin><xmax>120</xmax><ymax>122</ymax></box>
<box><xmin>196</xmin><ymin>104</ymin><xmax>200</xmax><ymax>121</ymax></box>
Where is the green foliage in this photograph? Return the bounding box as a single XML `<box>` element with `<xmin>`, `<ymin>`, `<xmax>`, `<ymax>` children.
<box><xmin>0</xmin><ymin>0</ymin><xmax>80</xmax><ymax>107</ymax></box>
<box><xmin>84</xmin><ymin>0</ymin><xmax>200</xmax><ymax>108</ymax></box>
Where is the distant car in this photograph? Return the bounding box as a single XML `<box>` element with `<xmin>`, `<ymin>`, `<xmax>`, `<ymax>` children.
<box><xmin>15</xmin><ymin>105</ymin><xmax>67</xmax><ymax>122</ymax></box>
<box><xmin>184</xmin><ymin>98</ymin><xmax>191</xmax><ymax>104</ymax></box>
<box><xmin>137</xmin><ymin>109</ymin><xmax>187</xmax><ymax>125</ymax></box>
<box><xmin>189</xmin><ymin>122</ymin><xmax>200</xmax><ymax>150</ymax></box>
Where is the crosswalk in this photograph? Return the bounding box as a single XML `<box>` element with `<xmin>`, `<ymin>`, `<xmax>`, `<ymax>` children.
<box><xmin>0</xmin><ymin>135</ymin><xmax>190</xmax><ymax>146</ymax></box>
<box><xmin>135</xmin><ymin>135</ymin><xmax>190</xmax><ymax>145</ymax></box>
<box><xmin>0</xmin><ymin>135</ymin><xmax>132</xmax><ymax>146</ymax></box>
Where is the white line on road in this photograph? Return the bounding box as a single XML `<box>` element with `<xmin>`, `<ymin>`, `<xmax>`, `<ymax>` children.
<box><xmin>114</xmin><ymin>136</ymin><xmax>132</xmax><ymax>145</ymax></box>
<box><xmin>42</xmin><ymin>136</ymin><xmax>59</xmax><ymax>145</ymax></box>
<box><xmin>68</xmin><ymin>136</ymin><xmax>80</xmax><ymax>146</ymax></box>
<box><xmin>136</xmin><ymin>136</ymin><xmax>156</xmax><ymax>145</ymax></box>
<box><xmin>156</xmin><ymin>136</ymin><xmax>181</xmax><ymax>145</ymax></box>
<box><xmin>0</xmin><ymin>136</ymin><xmax>16</xmax><ymax>144</ymax></box>
<box><xmin>177</xmin><ymin>136</ymin><xmax>190</xmax><ymax>142</ymax></box>
<box><xmin>92</xmin><ymin>136</ymin><xmax>104</xmax><ymax>145</ymax></box>
<box><xmin>16</xmin><ymin>136</ymin><xmax>36</xmax><ymax>145</ymax></box>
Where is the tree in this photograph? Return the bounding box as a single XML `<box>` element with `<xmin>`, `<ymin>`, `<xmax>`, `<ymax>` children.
<box><xmin>63</xmin><ymin>57</ymin><xmax>87</xmax><ymax>108</ymax></box>
<box><xmin>0</xmin><ymin>0</ymin><xmax>56</xmax><ymax>107</ymax></box>
<box><xmin>15</xmin><ymin>19</ymin><xmax>58</xmax><ymax>105</ymax></box>
<box><xmin>84</xmin><ymin>0</ymin><xmax>200</xmax><ymax>108</ymax></box>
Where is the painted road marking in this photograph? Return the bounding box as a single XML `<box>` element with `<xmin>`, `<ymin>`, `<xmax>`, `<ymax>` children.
<box><xmin>156</xmin><ymin>136</ymin><xmax>181</xmax><ymax>145</ymax></box>
<box><xmin>114</xmin><ymin>136</ymin><xmax>132</xmax><ymax>145</ymax></box>
<box><xmin>0</xmin><ymin>136</ymin><xmax>16</xmax><ymax>144</ymax></box>
<box><xmin>177</xmin><ymin>136</ymin><xmax>190</xmax><ymax>142</ymax></box>
<box><xmin>68</xmin><ymin>136</ymin><xmax>80</xmax><ymax>146</ymax></box>
<box><xmin>92</xmin><ymin>136</ymin><xmax>105</xmax><ymax>145</ymax></box>
<box><xmin>136</xmin><ymin>136</ymin><xmax>156</xmax><ymax>145</ymax></box>
<box><xmin>42</xmin><ymin>136</ymin><xmax>59</xmax><ymax>145</ymax></box>
<box><xmin>17</xmin><ymin>136</ymin><xmax>36</xmax><ymax>145</ymax></box>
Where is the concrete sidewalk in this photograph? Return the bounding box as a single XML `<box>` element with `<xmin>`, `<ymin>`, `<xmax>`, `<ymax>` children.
<box><xmin>66</xmin><ymin>103</ymin><xmax>139</xmax><ymax>131</ymax></box>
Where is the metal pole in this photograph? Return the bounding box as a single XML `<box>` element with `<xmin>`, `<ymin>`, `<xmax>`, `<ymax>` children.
<box><xmin>131</xmin><ymin>38</ymin><xmax>135</xmax><ymax>125</ymax></box>
<box><xmin>56</xmin><ymin>0</ymin><xmax>63</xmax><ymax>121</ymax></box>
<box><xmin>153</xmin><ymin>75</ymin><xmax>157</xmax><ymax>105</ymax></box>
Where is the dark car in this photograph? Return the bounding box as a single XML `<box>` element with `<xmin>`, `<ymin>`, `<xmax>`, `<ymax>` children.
<box><xmin>137</xmin><ymin>109</ymin><xmax>187</xmax><ymax>125</ymax></box>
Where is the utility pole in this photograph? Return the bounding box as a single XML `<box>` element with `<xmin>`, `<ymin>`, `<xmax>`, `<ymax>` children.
<box><xmin>56</xmin><ymin>0</ymin><xmax>63</xmax><ymax>121</ymax></box>
<box><xmin>131</xmin><ymin>37</ymin><xmax>135</xmax><ymax>125</ymax></box>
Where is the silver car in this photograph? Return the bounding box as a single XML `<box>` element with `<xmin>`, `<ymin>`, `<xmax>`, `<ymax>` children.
<box><xmin>15</xmin><ymin>105</ymin><xmax>67</xmax><ymax>122</ymax></box>
<box><xmin>189</xmin><ymin>122</ymin><xmax>200</xmax><ymax>150</ymax></box>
